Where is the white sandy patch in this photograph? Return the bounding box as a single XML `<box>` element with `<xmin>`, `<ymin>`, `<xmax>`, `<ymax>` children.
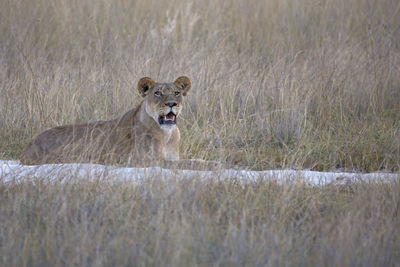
<box><xmin>0</xmin><ymin>160</ymin><xmax>398</xmax><ymax>186</ymax></box>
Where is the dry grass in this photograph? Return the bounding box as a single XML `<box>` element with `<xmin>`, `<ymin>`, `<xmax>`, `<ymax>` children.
<box><xmin>0</xmin><ymin>0</ymin><xmax>400</xmax><ymax>265</ymax></box>
<box><xmin>0</xmin><ymin>177</ymin><xmax>399</xmax><ymax>266</ymax></box>
<box><xmin>0</xmin><ymin>0</ymin><xmax>399</xmax><ymax>171</ymax></box>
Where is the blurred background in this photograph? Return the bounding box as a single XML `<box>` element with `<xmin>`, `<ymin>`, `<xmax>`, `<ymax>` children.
<box><xmin>0</xmin><ymin>0</ymin><xmax>399</xmax><ymax>171</ymax></box>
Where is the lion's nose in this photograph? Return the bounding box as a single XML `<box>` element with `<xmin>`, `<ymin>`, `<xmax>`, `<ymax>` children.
<box><xmin>165</xmin><ymin>101</ymin><xmax>177</xmax><ymax>107</ymax></box>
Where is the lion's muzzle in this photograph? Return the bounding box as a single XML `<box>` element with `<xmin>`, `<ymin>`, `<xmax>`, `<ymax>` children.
<box><xmin>159</xmin><ymin>112</ymin><xmax>176</xmax><ymax>125</ymax></box>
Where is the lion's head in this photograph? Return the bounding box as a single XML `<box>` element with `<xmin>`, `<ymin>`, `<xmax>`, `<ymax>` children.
<box><xmin>137</xmin><ymin>76</ymin><xmax>191</xmax><ymax>130</ymax></box>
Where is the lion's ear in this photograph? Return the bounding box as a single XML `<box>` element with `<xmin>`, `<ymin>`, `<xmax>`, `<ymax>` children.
<box><xmin>137</xmin><ymin>77</ymin><xmax>155</xmax><ymax>97</ymax></box>
<box><xmin>174</xmin><ymin>76</ymin><xmax>191</xmax><ymax>96</ymax></box>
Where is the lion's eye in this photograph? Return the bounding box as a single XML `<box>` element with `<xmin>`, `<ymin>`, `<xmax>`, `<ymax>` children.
<box><xmin>175</xmin><ymin>91</ymin><xmax>180</xmax><ymax>96</ymax></box>
<box><xmin>154</xmin><ymin>91</ymin><xmax>161</xmax><ymax>97</ymax></box>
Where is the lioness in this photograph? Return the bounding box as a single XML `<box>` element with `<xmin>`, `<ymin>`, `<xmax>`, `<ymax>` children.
<box><xmin>20</xmin><ymin>76</ymin><xmax>212</xmax><ymax>168</ymax></box>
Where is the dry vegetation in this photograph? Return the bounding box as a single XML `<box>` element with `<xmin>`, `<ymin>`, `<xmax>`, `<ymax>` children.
<box><xmin>0</xmin><ymin>178</ymin><xmax>399</xmax><ymax>266</ymax></box>
<box><xmin>0</xmin><ymin>0</ymin><xmax>399</xmax><ymax>171</ymax></box>
<box><xmin>0</xmin><ymin>0</ymin><xmax>400</xmax><ymax>266</ymax></box>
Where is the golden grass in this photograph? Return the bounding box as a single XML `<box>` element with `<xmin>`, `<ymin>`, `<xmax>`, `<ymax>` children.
<box><xmin>0</xmin><ymin>0</ymin><xmax>399</xmax><ymax>171</ymax></box>
<box><xmin>0</xmin><ymin>0</ymin><xmax>400</xmax><ymax>265</ymax></box>
<box><xmin>0</xmin><ymin>177</ymin><xmax>399</xmax><ymax>266</ymax></box>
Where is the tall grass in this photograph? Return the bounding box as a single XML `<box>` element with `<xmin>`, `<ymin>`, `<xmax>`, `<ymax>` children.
<box><xmin>0</xmin><ymin>177</ymin><xmax>399</xmax><ymax>266</ymax></box>
<box><xmin>0</xmin><ymin>1</ymin><xmax>400</xmax><ymax>265</ymax></box>
<box><xmin>0</xmin><ymin>0</ymin><xmax>399</xmax><ymax>171</ymax></box>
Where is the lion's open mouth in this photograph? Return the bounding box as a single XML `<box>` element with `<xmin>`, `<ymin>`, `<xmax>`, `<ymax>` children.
<box><xmin>159</xmin><ymin>112</ymin><xmax>176</xmax><ymax>125</ymax></box>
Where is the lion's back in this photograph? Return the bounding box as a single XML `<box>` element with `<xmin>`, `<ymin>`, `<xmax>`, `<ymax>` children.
<box><xmin>20</xmin><ymin>120</ymin><xmax>117</xmax><ymax>165</ymax></box>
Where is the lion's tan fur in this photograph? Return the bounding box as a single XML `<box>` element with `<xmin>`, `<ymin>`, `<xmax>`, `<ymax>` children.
<box><xmin>20</xmin><ymin>77</ymin><xmax>190</xmax><ymax>165</ymax></box>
